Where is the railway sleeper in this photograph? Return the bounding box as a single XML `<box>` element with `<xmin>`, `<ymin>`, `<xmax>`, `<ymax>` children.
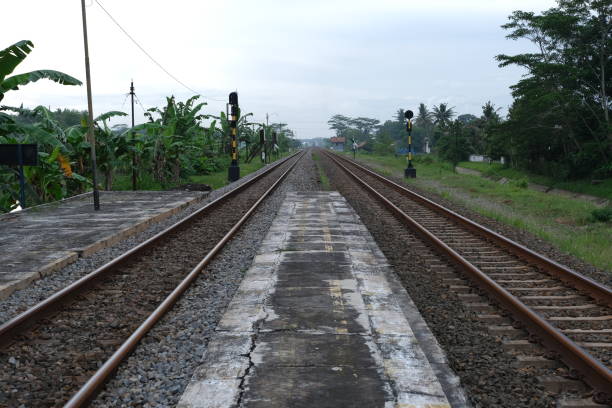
<box><xmin>538</xmin><ymin>375</ymin><xmax>589</xmax><ymax>394</ymax></box>
<box><xmin>487</xmin><ymin>324</ymin><xmax>524</xmax><ymax>339</ymax></box>
<box><xmin>514</xmin><ymin>355</ymin><xmax>562</xmax><ymax>369</ymax></box>
<box><xmin>502</xmin><ymin>339</ymin><xmax>545</xmax><ymax>353</ymax></box>
<box><xmin>558</xmin><ymin>397</ymin><xmax>612</xmax><ymax>408</ymax></box>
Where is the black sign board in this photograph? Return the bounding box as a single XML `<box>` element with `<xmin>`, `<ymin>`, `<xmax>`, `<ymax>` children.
<box><xmin>405</xmin><ymin>110</ymin><xmax>414</xmax><ymax>120</ymax></box>
<box><xmin>0</xmin><ymin>144</ymin><xmax>38</xmax><ymax>166</ymax></box>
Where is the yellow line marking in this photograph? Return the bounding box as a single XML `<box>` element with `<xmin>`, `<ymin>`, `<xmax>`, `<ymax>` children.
<box><xmin>323</xmin><ymin>226</ymin><xmax>333</xmax><ymax>252</ymax></box>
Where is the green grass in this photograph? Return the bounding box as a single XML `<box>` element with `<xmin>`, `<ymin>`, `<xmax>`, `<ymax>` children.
<box><xmin>345</xmin><ymin>152</ymin><xmax>612</xmax><ymax>272</ymax></box>
<box><xmin>113</xmin><ymin>153</ymin><xmax>290</xmax><ymax>192</ymax></box>
<box><xmin>312</xmin><ymin>153</ymin><xmax>331</xmax><ymax>190</ymax></box>
<box><xmin>190</xmin><ymin>158</ymin><xmax>269</xmax><ymax>189</ymax></box>
<box><xmin>458</xmin><ymin>161</ymin><xmax>612</xmax><ymax>199</ymax></box>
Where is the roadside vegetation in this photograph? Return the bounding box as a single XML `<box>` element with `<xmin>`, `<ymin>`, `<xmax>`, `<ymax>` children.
<box><xmin>0</xmin><ymin>41</ymin><xmax>301</xmax><ymax>213</ymax></box>
<box><xmin>344</xmin><ymin>152</ymin><xmax>612</xmax><ymax>272</ymax></box>
<box><xmin>458</xmin><ymin>161</ymin><xmax>612</xmax><ymax>199</ymax></box>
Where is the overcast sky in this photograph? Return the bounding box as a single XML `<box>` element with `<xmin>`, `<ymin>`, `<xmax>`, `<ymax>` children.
<box><xmin>3</xmin><ymin>0</ymin><xmax>558</xmax><ymax>139</ymax></box>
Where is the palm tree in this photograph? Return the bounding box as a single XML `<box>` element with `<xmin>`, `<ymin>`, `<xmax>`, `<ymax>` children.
<box><xmin>0</xmin><ymin>41</ymin><xmax>81</xmax><ymax>103</ymax></box>
<box><xmin>415</xmin><ymin>103</ymin><xmax>433</xmax><ymax>153</ymax></box>
<box><xmin>432</xmin><ymin>103</ymin><xmax>455</xmax><ymax>128</ymax></box>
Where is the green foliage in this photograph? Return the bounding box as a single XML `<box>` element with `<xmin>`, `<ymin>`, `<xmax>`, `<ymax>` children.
<box><xmin>510</xmin><ymin>177</ymin><xmax>529</xmax><ymax>189</ymax></box>
<box><xmin>589</xmin><ymin>207</ymin><xmax>612</xmax><ymax>223</ymax></box>
<box><xmin>494</xmin><ymin>0</ymin><xmax>611</xmax><ymax>178</ymax></box>
<box><xmin>327</xmin><ymin>114</ymin><xmax>381</xmax><ymax>146</ymax></box>
<box><xmin>0</xmin><ymin>40</ymin><xmax>81</xmax><ymax>102</ymax></box>
<box><xmin>434</xmin><ymin>120</ymin><xmax>472</xmax><ymax>164</ymax></box>
<box><xmin>432</xmin><ymin>103</ymin><xmax>455</xmax><ymax>128</ymax></box>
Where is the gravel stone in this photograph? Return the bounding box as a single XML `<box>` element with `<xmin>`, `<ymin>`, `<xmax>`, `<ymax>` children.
<box><xmin>317</xmin><ymin>151</ymin><xmax>558</xmax><ymax>408</ymax></box>
<box><xmin>90</xmin><ymin>151</ymin><xmax>320</xmax><ymax>407</ymax></box>
<box><xmin>0</xmin><ymin>156</ymin><xmax>302</xmax><ymax>325</ymax></box>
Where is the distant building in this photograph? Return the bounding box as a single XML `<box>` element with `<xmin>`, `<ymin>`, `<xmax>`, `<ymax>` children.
<box><xmin>330</xmin><ymin>137</ymin><xmax>345</xmax><ymax>151</ymax></box>
<box><xmin>469</xmin><ymin>154</ymin><xmax>487</xmax><ymax>162</ymax></box>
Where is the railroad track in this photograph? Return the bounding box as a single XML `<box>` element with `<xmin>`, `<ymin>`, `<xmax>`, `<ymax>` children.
<box><xmin>321</xmin><ymin>150</ymin><xmax>612</xmax><ymax>404</ymax></box>
<box><xmin>0</xmin><ymin>151</ymin><xmax>304</xmax><ymax>407</ymax></box>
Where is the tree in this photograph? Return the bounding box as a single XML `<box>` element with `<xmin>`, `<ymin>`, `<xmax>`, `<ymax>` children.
<box><xmin>327</xmin><ymin>115</ymin><xmax>351</xmax><ymax>137</ymax></box>
<box><xmin>141</xmin><ymin>95</ymin><xmax>208</xmax><ymax>183</ymax></box>
<box><xmin>0</xmin><ymin>41</ymin><xmax>82</xmax><ymax>211</ymax></box>
<box><xmin>496</xmin><ymin>1</ymin><xmax>611</xmax><ymax>177</ymax></box>
<box><xmin>435</xmin><ymin>120</ymin><xmax>472</xmax><ymax>165</ymax></box>
<box><xmin>415</xmin><ymin>104</ymin><xmax>434</xmax><ymax>152</ymax></box>
<box><xmin>0</xmin><ymin>41</ymin><xmax>81</xmax><ymax>103</ymax></box>
<box><xmin>457</xmin><ymin>114</ymin><xmax>478</xmax><ymax>124</ymax></box>
<box><xmin>93</xmin><ymin>111</ymin><xmax>129</xmax><ymax>190</ymax></box>
<box><xmin>432</xmin><ymin>103</ymin><xmax>455</xmax><ymax>128</ymax></box>
<box><xmin>350</xmin><ymin>117</ymin><xmax>380</xmax><ymax>139</ymax></box>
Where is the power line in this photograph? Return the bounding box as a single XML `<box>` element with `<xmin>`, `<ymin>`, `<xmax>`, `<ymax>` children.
<box><xmin>119</xmin><ymin>92</ymin><xmax>130</xmax><ymax>110</ymax></box>
<box><xmin>133</xmin><ymin>93</ymin><xmax>148</xmax><ymax>114</ymax></box>
<box><xmin>95</xmin><ymin>0</ymin><xmax>224</xmax><ymax>101</ymax></box>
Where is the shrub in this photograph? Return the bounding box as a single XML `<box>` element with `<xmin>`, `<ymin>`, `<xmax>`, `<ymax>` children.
<box><xmin>510</xmin><ymin>178</ymin><xmax>529</xmax><ymax>189</ymax></box>
<box><xmin>417</xmin><ymin>155</ymin><xmax>434</xmax><ymax>165</ymax></box>
<box><xmin>593</xmin><ymin>163</ymin><xmax>612</xmax><ymax>179</ymax></box>
<box><xmin>588</xmin><ymin>207</ymin><xmax>612</xmax><ymax>223</ymax></box>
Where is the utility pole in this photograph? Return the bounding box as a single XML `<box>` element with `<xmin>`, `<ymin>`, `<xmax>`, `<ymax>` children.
<box><xmin>130</xmin><ymin>81</ymin><xmax>137</xmax><ymax>190</ymax></box>
<box><xmin>228</xmin><ymin>92</ymin><xmax>240</xmax><ymax>182</ymax></box>
<box><xmin>259</xmin><ymin>128</ymin><xmax>265</xmax><ymax>163</ymax></box>
<box><xmin>265</xmin><ymin>113</ymin><xmax>270</xmax><ymax>164</ymax></box>
<box><xmin>404</xmin><ymin>109</ymin><xmax>416</xmax><ymax>178</ymax></box>
<box><xmin>455</xmin><ymin>123</ymin><xmax>458</xmax><ymax>172</ymax></box>
<box><xmin>272</xmin><ymin>131</ymin><xmax>277</xmax><ymax>161</ymax></box>
<box><xmin>80</xmin><ymin>0</ymin><xmax>100</xmax><ymax>210</ymax></box>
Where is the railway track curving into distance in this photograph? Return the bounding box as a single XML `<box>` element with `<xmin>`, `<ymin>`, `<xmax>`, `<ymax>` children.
<box><xmin>321</xmin><ymin>149</ymin><xmax>611</xmax><ymax>404</ymax></box>
<box><xmin>0</xmin><ymin>151</ymin><xmax>305</xmax><ymax>407</ymax></box>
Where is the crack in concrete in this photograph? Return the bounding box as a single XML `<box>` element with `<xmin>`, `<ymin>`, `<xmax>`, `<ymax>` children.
<box><xmin>235</xmin><ymin>309</ymin><xmax>270</xmax><ymax>408</ymax></box>
<box><xmin>234</xmin><ymin>333</ymin><xmax>256</xmax><ymax>408</ymax></box>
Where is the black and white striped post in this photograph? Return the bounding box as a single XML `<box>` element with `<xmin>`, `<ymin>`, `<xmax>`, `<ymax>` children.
<box><xmin>404</xmin><ymin>109</ymin><xmax>416</xmax><ymax>178</ymax></box>
<box><xmin>228</xmin><ymin>92</ymin><xmax>240</xmax><ymax>182</ymax></box>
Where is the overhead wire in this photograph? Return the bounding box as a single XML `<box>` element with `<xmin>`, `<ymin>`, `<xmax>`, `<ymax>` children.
<box><xmin>119</xmin><ymin>92</ymin><xmax>130</xmax><ymax>110</ymax></box>
<box><xmin>133</xmin><ymin>94</ymin><xmax>148</xmax><ymax>114</ymax></box>
<box><xmin>94</xmin><ymin>0</ymin><xmax>226</xmax><ymax>102</ymax></box>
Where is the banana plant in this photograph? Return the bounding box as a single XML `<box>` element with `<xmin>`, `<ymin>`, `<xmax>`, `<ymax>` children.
<box><xmin>142</xmin><ymin>96</ymin><xmax>208</xmax><ymax>183</ymax></box>
<box><xmin>0</xmin><ymin>108</ymin><xmax>89</xmax><ymax>211</ymax></box>
<box><xmin>0</xmin><ymin>40</ymin><xmax>81</xmax><ymax>103</ymax></box>
<box><xmin>0</xmin><ymin>41</ymin><xmax>82</xmax><ymax>212</ymax></box>
<box><xmin>94</xmin><ymin>111</ymin><xmax>128</xmax><ymax>190</ymax></box>
<box><xmin>209</xmin><ymin>108</ymin><xmax>253</xmax><ymax>155</ymax></box>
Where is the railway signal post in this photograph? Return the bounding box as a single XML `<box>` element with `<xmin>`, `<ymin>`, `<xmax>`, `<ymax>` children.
<box><xmin>404</xmin><ymin>109</ymin><xmax>416</xmax><ymax>178</ymax></box>
<box><xmin>228</xmin><ymin>92</ymin><xmax>240</xmax><ymax>182</ymax></box>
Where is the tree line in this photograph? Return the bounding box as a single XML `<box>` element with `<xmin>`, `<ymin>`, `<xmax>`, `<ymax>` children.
<box><xmin>0</xmin><ymin>41</ymin><xmax>300</xmax><ymax>213</ymax></box>
<box><xmin>329</xmin><ymin>0</ymin><xmax>611</xmax><ymax>180</ymax></box>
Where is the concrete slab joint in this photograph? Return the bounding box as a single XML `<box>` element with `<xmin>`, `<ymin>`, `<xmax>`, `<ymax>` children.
<box><xmin>179</xmin><ymin>191</ymin><xmax>467</xmax><ymax>408</ymax></box>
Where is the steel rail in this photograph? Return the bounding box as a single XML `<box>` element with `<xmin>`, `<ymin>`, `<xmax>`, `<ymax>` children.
<box><xmin>0</xmin><ymin>151</ymin><xmax>300</xmax><ymax>344</ymax></box>
<box><xmin>64</xmin><ymin>150</ymin><xmax>305</xmax><ymax>407</ymax></box>
<box><xmin>330</xmin><ymin>152</ymin><xmax>612</xmax><ymax>309</ymax></box>
<box><xmin>323</xmin><ymin>150</ymin><xmax>612</xmax><ymax>402</ymax></box>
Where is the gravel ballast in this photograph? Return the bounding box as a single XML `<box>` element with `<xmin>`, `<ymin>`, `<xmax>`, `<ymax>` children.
<box><xmin>90</xmin><ymin>151</ymin><xmax>320</xmax><ymax>407</ymax></box>
<box><xmin>0</xmin><ymin>155</ymin><xmax>299</xmax><ymax>326</ymax></box>
<box><xmin>317</xmin><ymin>151</ymin><xmax>558</xmax><ymax>407</ymax></box>
<box><xmin>351</xmin><ymin>156</ymin><xmax>611</xmax><ymax>287</ymax></box>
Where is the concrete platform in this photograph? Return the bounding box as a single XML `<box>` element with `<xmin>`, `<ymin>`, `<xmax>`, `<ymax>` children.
<box><xmin>178</xmin><ymin>191</ymin><xmax>468</xmax><ymax>408</ymax></box>
<box><xmin>0</xmin><ymin>190</ymin><xmax>205</xmax><ymax>300</ymax></box>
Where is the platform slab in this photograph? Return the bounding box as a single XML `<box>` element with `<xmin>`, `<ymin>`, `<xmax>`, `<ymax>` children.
<box><xmin>179</xmin><ymin>192</ymin><xmax>468</xmax><ymax>408</ymax></box>
<box><xmin>0</xmin><ymin>190</ymin><xmax>205</xmax><ymax>299</ymax></box>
